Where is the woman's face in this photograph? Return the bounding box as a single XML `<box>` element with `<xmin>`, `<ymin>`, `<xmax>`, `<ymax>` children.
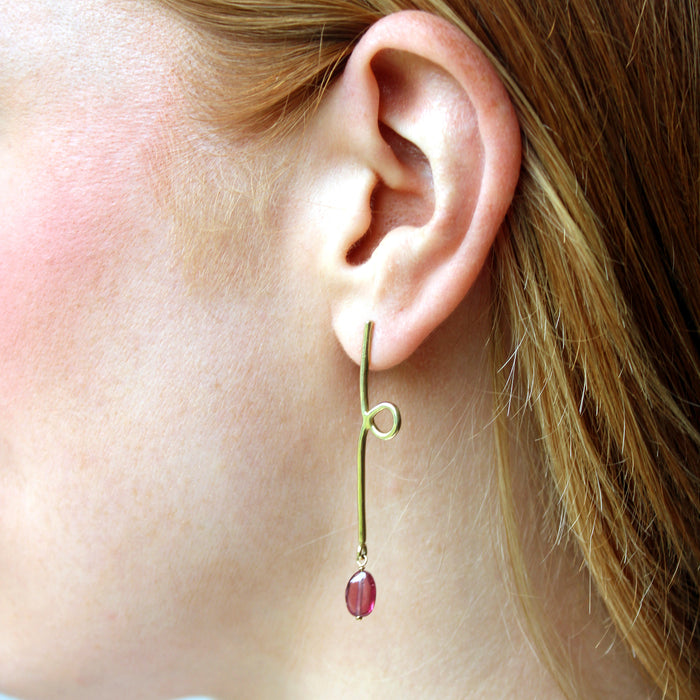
<box><xmin>0</xmin><ymin>2</ymin><xmax>337</xmax><ymax>697</ymax></box>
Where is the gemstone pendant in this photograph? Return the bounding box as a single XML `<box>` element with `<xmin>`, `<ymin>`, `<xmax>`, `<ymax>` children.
<box><xmin>345</xmin><ymin>569</ymin><xmax>376</xmax><ymax>619</ymax></box>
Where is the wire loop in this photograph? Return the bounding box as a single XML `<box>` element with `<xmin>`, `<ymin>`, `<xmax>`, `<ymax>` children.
<box><xmin>355</xmin><ymin>321</ymin><xmax>401</xmax><ymax>568</ymax></box>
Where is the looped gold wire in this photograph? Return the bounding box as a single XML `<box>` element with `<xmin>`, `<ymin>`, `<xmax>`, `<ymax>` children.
<box><xmin>355</xmin><ymin>321</ymin><xmax>401</xmax><ymax>569</ymax></box>
<box><xmin>366</xmin><ymin>401</ymin><xmax>401</xmax><ymax>441</ymax></box>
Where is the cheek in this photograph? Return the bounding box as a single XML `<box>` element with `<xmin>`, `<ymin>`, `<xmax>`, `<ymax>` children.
<box><xmin>0</xmin><ymin>125</ymin><xmax>153</xmax><ymax>405</ymax></box>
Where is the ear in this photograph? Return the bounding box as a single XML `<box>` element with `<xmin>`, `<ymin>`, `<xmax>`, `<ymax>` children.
<box><xmin>313</xmin><ymin>10</ymin><xmax>521</xmax><ymax>369</ymax></box>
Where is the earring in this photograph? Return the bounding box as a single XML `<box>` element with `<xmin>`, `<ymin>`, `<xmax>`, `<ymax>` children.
<box><xmin>345</xmin><ymin>321</ymin><xmax>401</xmax><ymax>619</ymax></box>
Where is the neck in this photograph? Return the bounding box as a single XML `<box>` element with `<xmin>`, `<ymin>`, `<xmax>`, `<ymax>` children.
<box><xmin>208</xmin><ymin>275</ymin><xmax>656</xmax><ymax>699</ymax></box>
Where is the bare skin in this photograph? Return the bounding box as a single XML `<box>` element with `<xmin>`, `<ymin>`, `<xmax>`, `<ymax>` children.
<box><xmin>0</xmin><ymin>2</ymin><xmax>658</xmax><ymax>698</ymax></box>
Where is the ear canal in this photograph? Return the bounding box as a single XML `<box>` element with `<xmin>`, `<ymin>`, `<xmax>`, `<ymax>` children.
<box><xmin>346</xmin><ymin>124</ymin><xmax>434</xmax><ymax>267</ymax></box>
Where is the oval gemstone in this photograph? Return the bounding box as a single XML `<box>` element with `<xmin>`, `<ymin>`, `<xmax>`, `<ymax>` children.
<box><xmin>345</xmin><ymin>569</ymin><xmax>376</xmax><ymax>619</ymax></box>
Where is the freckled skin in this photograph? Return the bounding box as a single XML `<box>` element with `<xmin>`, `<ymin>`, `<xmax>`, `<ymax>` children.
<box><xmin>0</xmin><ymin>122</ymin><xmax>144</xmax><ymax>400</ymax></box>
<box><xmin>0</xmin><ymin>3</ymin><xmax>342</xmax><ymax>697</ymax></box>
<box><xmin>0</xmin><ymin>0</ymin><xmax>180</xmax><ymax>406</ymax></box>
<box><xmin>0</xmin><ymin>3</ymin><xmax>303</xmax><ymax>698</ymax></box>
<box><xmin>0</xmin><ymin>3</ymin><xmax>197</xmax><ymax>693</ymax></box>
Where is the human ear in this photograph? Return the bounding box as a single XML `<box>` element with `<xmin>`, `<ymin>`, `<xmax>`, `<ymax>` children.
<box><xmin>315</xmin><ymin>11</ymin><xmax>521</xmax><ymax>368</ymax></box>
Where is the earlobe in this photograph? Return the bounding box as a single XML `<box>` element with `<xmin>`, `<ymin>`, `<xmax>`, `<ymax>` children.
<box><xmin>316</xmin><ymin>11</ymin><xmax>521</xmax><ymax>368</ymax></box>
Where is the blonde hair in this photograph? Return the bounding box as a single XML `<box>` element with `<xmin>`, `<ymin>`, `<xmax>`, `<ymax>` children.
<box><xmin>160</xmin><ymin>1</ymin><xmax>700</xmax><ymax>697</ymax></box>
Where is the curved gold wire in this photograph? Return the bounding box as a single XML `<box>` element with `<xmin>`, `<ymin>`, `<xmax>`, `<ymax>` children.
<box><xmin>355</xmin><ymin>321</ymin><xmax>401</xmax><ymax>569</ymax></box>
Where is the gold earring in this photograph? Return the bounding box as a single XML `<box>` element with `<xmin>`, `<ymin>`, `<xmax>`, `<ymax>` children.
<box><xmin>345</xmin><ymin>321</ymin><xmax>401</xmax><ymax>619</ymax></box>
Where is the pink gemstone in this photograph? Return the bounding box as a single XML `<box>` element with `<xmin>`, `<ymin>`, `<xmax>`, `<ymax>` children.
<box><xmin>345</xmin><ymin>569</ymin><xmax>376</xmax><ymax>618</ymax></box>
